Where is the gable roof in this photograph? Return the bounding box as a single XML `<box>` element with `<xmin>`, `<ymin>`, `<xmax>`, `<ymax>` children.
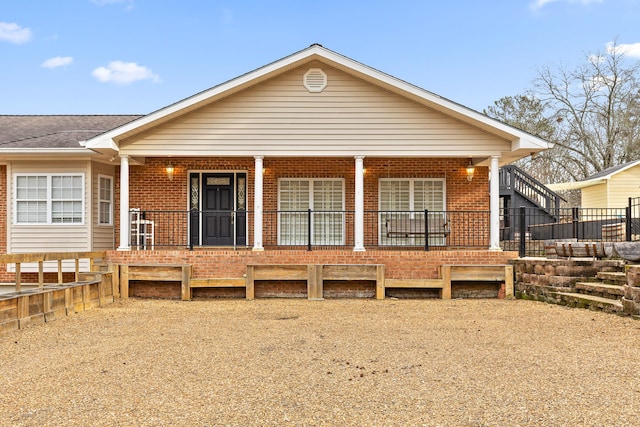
<box><xmin>85</xmin><ymin>44</ymin><xmax>552</xmax><ymax>166</ymax></box>
<box><xmin>0</xmin><ymin>115</ymin><xmax>140</xmax><ymax>155</ymax></box>
<box><xmin>547</xmin><ymin>160</ymin><xmax>640</xmax><ymax>191</ymax></box>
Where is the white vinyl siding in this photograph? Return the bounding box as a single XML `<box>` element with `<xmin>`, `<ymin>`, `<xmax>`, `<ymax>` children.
<box><xmin>379</xmin><ymin>178</ymin><xmax>446</xmax><ymax>246</ymax></box>
<box><xmin>582</xmin><ymin>183</ymin><xmax>607</xmax><ymax>209</ymax></box>
<box><xmin>120</xmin><ymin>61</ymin><xmax>511</xmax><ymax>157</ymax></box>
<box><xmin>15</xmin><ymin>174</ymin><xmax>84</xmax><ymax>224</ymax></box>
<box><xmin>98</xmin><ymin>175</ymin><xmax>113</xmax><ymax>225</ymax></box>
<box><xmin>8</xmin><ymin>161</ymin><xmax>92</xmax><ymax>273</ymax></box>
<box><xmin>92</xmin><ymin>162</ymin><xmax>116</xmax><ymax>250</ymax></box>
<box><xmin>278</xmin><ymin>179</ymin><xmax>344</xmax><ymax>245</ymax></box>
<box><xmin>607</xmin><ymin>167</ymin><xmax>640</xmax><ymax>208</ymax></box>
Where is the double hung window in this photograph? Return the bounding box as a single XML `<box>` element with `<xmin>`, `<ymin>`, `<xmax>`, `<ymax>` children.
<box><xmin>15</xmin><ymin>174</ymin><xmax>84</xmax><ymax>224</ymax></box>
<box><xmin>278</xmin><ymin>179</ymin><xmax>344</xmax><ymax>245</ymax></box>
<box><xmin>98</xmin><ymin>176</ymin><xmax>113</xmax><ymax>225</ymax></box>
<box><xmin>379</xmin><ymin>178</ymin><xmax>445</xmax><ymax>245</ymax></box>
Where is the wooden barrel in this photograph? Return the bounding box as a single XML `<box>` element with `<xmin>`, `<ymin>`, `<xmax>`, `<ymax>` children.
<box><xmin>554</xmin><ymin>242</ymin><xmax>606</xmax><ymax>258</ymax></box>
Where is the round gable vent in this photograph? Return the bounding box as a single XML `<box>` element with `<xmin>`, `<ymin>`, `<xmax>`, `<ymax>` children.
<box><xmin>304</xmin><ymin>68</ymin><xmax>327</xmax><ymax>93</ymax></box>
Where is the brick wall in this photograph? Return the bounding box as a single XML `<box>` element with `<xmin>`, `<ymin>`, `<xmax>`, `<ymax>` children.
<box><xmin>107</xmin><ymin>249</ymin><xmax>516</xmax><ymax>281</ymax></box>
<box><xmin>129</xmin><ymin>281</ymin><xmax>182</xmax><ymax>299</ymax></box>
<box><xmin>108</xmin><ymin>249</ymin><xmax>516</xmax><ymax>299</ymax></box>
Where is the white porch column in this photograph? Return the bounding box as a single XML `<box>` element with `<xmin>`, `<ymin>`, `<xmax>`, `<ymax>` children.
<box><xmin>489</xmin><ymin>155</ymin><xmax>502</xmax><ymax>251</ymax></box>
<box><xmin>354</xmin><ymin>156</ymin><xmax>365</xmax><ymax>252</ymax></box>
<box><xmin>253</xmin><ymin>156</ymin><xmax>264</xmax><ymax>251</ymax></box>
<box><xmin>117</xmin><ymin>155</ymin><xmax>131</xmax><ymax>251</ymax></box>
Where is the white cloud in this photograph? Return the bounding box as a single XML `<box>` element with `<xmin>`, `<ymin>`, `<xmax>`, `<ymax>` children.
<box><xmin>91</xmin><ymin>0</ymin><xmax>134</xmax><ymax>10</ymax></box>
<box><xmin>606</xmin><ymin>41</ymin><xmax>640</xmax><ymax>58</ymax></box>
<box><xmin>531</xmin><ymin>0</ymin><xmax>559</xmax><ymax>10</ymax></box>
<box><xmin>92</xmin><ymin>61</ymin><xmax>161</xmax><ymax>85</ymax></box>
<box><xmin>531</xmin><ymin>0</ymin><xmax>603</xmax><ymax>10</ymax></box>
<box><xmin>0</xmin><ymin>22</ymin><xmax>32</xmax><ymax>44</ymax></box>
<box><xmin>41</xmin><ymin>56</ymin><xmax>74</xmax><ymax>69</ymax></box>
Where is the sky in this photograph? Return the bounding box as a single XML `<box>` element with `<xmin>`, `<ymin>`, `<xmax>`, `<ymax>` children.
<box><xmin>1</xmin><ymin>0</ymin><xmax>640</xmax><ymax>115</ymax></box>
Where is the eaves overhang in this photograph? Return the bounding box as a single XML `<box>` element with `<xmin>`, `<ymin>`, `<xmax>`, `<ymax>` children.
<box><xmin>85</xmin><ymin>44</ymin><xmax>553</xmax><ymax>160</ymax></box>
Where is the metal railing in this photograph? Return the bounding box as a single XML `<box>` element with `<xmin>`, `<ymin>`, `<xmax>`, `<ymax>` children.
<box><xmin>506</xmin><ymin>198</ymin><xmax>640</xmax><ymax>257</ymax></box>
<box><xmin>130</xmin><ymin>200</ymin><xmax>640</xmax><ymax>255</ymax></box>
<box><xmin>500</xmin><ymin>165</ymin><xmax>563</xmax><ymax>212</ymax></box>
<box><xmin>130</xmin><ymin>209</ymin><xmax>491</xmax><ymax>250</ymax></box>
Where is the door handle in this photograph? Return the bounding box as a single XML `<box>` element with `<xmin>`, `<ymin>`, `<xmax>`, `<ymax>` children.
<box><xmin>230</xmin><ymin>211</ymin><xmax>235</xmax><ymax>224</ymax></box>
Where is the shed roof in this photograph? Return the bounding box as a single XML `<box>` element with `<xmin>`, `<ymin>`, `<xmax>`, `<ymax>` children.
<box><xmin>547</xmin><ymin>160</ymin><xmax>640</xmax><ymax>191</ymax></box>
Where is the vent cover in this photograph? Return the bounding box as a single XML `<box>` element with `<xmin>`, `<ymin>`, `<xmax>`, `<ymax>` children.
<box><xmin>304</xmin><ymin>68</ymin><xmax>327</xmax><ymax>93</ymax></box>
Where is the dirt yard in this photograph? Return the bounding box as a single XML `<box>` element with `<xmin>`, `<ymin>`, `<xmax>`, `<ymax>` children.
<box><xmin>1</xmin><ymin>298</ymin><xmax>639</xmax><ymax>426</ymax></box>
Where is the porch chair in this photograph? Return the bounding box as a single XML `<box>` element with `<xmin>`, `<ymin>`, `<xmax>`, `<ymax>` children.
<box><xmin>130</xmin><ymin>208</ymin><xmax>155</xmax><ymax>250</ymax></box>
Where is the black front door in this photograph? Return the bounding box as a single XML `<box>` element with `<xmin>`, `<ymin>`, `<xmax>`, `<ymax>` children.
<box><xmin>202</xmin><ymin>173</ymin><xmax>235</xmax><ymax>246</ymax></box>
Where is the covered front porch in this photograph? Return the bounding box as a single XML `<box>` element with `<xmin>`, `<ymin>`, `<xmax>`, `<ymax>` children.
<box><xmin>117</xmin><ymin>156</ymin><xmax>504</xmax><ymax>253</ymax></box>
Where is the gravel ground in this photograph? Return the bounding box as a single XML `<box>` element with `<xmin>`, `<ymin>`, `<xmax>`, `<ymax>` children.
<box><xmin>1</xmin><ymin>298</ymin><xmax>639</xmax><ymax>427</ymax></box>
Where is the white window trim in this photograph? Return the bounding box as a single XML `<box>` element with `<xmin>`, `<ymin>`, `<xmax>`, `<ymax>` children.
<box><xmin>378</xmin><ymin>177</ymin><xmax>446</xmax><ymax>245</ymax></box>
<box><xmin>13</xmin><ymin>173</ymin><xmax>85</xmax><ymax>226</ymax></box>
<box><xmin>277</xmin><ymin>178</ymin><xmax>345</xmax><ymax>246</ymax></box>
<box><xmin>98</xmin><ymin>174</ymin><xmax>113</xmax><ymax>226</ymax></box>
<box><xmin>378</xmin><ymin>177</ymin><xmax>446</xmax><ymax>208</ymax></box>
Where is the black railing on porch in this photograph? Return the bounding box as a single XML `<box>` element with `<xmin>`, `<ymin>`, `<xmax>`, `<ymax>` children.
<box><xmin>129</xmin><ymin>209</ymin><xmax>492</xmax><ymax>250</ymax></box>
<box><xmin>131</xmin><ymin>199</ymin><xmax>640</xmax><ymax>256</ymax></box>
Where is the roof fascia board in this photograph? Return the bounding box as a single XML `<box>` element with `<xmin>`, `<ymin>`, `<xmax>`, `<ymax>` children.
<box><xmin>599</xmin><ymin>160</ymin><xmax>640</xmax><ymax>179</ymax></box>
<box><xmin>550</xmin><ymin>160</ymin><xmax>640</xmax><ymax>191</ymax></box>
<box><xmin>0</xmin><ymin>148</ymin><xmax>92</xmax><ymax>155</ymax></box>
<box><xmin>547</xmin><ymin>178</ymin><xmax>606</xmax><ymax>191</ymax></box>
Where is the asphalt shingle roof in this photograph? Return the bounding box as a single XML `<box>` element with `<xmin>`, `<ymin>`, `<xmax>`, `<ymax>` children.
<box><xmin>583</xmin><ymin>160</ymin><xmax>640</xmax><ymax>181</ymax></box>
<box><xmin>0</xmin><ymin>115</ymin><xmax>141</xmax><ymax>149</ymax></box>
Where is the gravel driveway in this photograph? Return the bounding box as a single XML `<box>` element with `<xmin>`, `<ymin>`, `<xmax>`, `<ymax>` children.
<box><xmin>1</xmin><ymin>298</ymin><xmax>639</xmax><ymax>426</ymax></box>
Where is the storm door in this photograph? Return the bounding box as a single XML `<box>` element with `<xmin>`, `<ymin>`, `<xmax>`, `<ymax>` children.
<box><xmin>191</xmin><ymin>172</ymin><xmax>247</xmax><ymax>247</ymax></box>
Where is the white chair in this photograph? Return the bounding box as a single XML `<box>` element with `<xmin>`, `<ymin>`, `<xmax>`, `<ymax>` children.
<box><xmin>130</xmin><ymin>208</ymin><xmax>155</xmax><ymax>250</ymax></box>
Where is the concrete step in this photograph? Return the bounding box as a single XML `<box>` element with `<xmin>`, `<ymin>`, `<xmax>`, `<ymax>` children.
<box><xmin>596</xmin><ymin>271</ymin><xmax>627</xmax><ymax>285</ymax></box>
<box><xmin>553</xmin><ymin>292</ymin><xmax>623</xmax><ymax>313</ymax></box>
<box><xmin>574</xmin><ymin>282</ymin><xmax>625</xmax><ymax>298</ymax></box>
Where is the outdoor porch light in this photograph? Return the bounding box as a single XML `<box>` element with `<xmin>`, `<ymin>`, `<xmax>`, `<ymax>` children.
<box><xmin>166</xmin><ymin>164</ymin><xmax>175</xmax><ymax>181</ymax></box>
<box><xmin>466</xmin><ymin>160</ymin><xmax>475</xmax><ymax>182</ymax></box>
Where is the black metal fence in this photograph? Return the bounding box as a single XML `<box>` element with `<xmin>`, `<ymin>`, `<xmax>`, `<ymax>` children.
<box><xmin>130</xmin><ymin>209</ymin><xmax>491</xmax><ymax>250</ymax></box>
<box><xmin>506</xmin><ymin>196</ymin><xmax>640</xmax><ymax>257</ymax></box>
<box><xmin>131</xmin><ymin>197</ymin><xmax>640</xmax><ymax>254</ymax></box>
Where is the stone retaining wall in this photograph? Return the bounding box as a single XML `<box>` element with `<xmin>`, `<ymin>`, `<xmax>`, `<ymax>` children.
<box><xmin>513</xmin><ymin>257</ymin><xmax>640</xmax><ymax>317</ymax></box>
<box><xmin>623</xmin><ymin>266</ymin><xmax>640</xmax><ymax>316</ymax></box>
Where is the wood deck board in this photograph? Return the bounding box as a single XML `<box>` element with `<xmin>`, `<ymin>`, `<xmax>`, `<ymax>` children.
<box><xmin>118</xmin><ymin>264</ymin><xmax>192</xmax><ymax>301</ymax></box>
<box><xmin>446</xmin><ymin>265</ymin><xmax>510</xmax><ymax>281</ymax></box>
<box><xmin>189</xmin><ymin>278</ymin><xmax>246</xmax><ymax>288</ymax></box>
<box><xmin>249</xmin><ymin>265</ymin><xmax>309</xmax><ymax>281</ymax></box>
<box><xmin>385</xmin><ymin>278</ymin><xmax>444</xmax><ymax>288</ymax></box>
<box><xmin>322</xmin><ymin>264</ymin><xmax>381</xmax><ymax>281</ymax></box>
<box><xmin>441</xmin><ymin>264</ymin><xmax>513</xmax><ymax>298</ymax></box>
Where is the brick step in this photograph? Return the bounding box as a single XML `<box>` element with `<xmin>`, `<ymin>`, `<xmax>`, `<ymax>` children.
<box><xmin>596</xmin><ymin>271</ymin><xmax>627</xmax><ymax>285</ymax></box>
<box><xmin>574</xmin><ymin>282</ymin><xmax>625</xmax><ymax>299</ymax></box>
<box><xmin>553</xmin><ymin>292</ymin><xmax>623</xmax><ymax>313</ymax></box>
